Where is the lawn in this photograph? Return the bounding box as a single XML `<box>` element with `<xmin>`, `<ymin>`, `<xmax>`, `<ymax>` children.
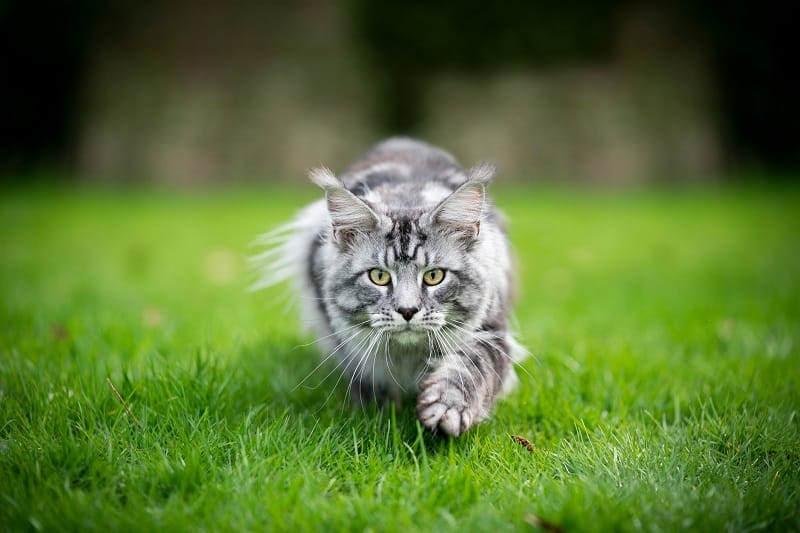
<box><xmin>1</xmin><ymin>184</ymin><xmax>798</xmax><ymax>531</ymax></box>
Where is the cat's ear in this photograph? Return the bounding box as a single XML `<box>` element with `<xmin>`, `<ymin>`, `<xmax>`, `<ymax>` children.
<box><xmin>309</xmin><ymin>167</ymin><xmax>379</xmax><ymax>245</ymax></box>
<box><xmin>430</xmin><ymin>162</ymin><xmax>495</xmax><ymax>241</ymax></box>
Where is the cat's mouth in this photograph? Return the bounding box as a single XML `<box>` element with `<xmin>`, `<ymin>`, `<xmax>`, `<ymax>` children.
<box><xmin>370</xmin><ymin>323</ymin><xmax>418</xmax><ymax>332</ymax></box>
<box><xmin>370</xmin><ymin>322</ymin><xmax>440</xmax><ymax>332</ymax></box>
<box><xmin>367</xmin><ymin>313</ymin><xmax>446</xmax><ymax>336</ymax></box>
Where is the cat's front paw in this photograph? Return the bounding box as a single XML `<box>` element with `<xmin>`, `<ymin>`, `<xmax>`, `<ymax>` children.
<box><xmin>416</xmin><ymin>378</ymin><xmax>479</xmax><ymax>437</ymax></box>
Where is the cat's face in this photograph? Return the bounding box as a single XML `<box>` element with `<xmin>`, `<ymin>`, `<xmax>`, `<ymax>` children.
<box><xmin>328</xmin><ymin>217</ymin><xmax>484</xmax><ymax>344</ymax></box>
<box><xmin>313</xmin><ymin>168</ymin><xmax>489</xmax><ymax>345</ymax></box>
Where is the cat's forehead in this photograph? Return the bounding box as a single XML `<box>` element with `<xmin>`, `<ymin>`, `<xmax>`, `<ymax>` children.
<box><xmin>347</xmin><ymin>210</ymin><xmax>462</xmax><ymax>271</ymax></box>
<box><xmin>382</xmin><ymin>215</ymin><xmax>428</xmax><ymax>265</ymax></box>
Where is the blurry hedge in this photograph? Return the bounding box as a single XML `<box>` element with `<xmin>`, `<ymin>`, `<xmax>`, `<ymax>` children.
<box><xmin>1</xmin><ymin>0</ymin><xmax>797</xmax><ymax>180</ymax></box>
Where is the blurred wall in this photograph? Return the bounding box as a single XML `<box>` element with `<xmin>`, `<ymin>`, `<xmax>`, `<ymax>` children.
<box><xmin>1</xmin><ymin>0</ymin><xmax>796</xmax><ymax>184</ymax></box>
<box><xmin>76</xmin><ymin>1</ymin><xmax>378</xmax><ymax>185</ymax></box>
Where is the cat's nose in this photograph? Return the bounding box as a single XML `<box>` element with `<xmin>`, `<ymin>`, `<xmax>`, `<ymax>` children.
<box><xmin>397</xmin><ymin>307</ymin><xmax>419</xmax><ymax>321</ymax></box>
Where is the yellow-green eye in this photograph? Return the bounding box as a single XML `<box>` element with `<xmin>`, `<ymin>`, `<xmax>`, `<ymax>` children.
<box><xmin>368</xmin><ymin>268</ymin><xmax>391</xmax><ymax>286</ymax></box>
<box><xmin>422</xmin><ymin>268</ymin><xmax>446</xmax><ymax>286</ymax></box>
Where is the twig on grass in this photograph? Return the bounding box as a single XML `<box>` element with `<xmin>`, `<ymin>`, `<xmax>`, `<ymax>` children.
<box><xmin>525</xmin><ymin>514</ymin><xmax>565</xmax><ymax>533</ymax></box>
<box><xmin>510</xmin><ymin>434</ymin><xmax>536</xmax><ymax>453</ymax></box>
<box><xmin>106</xmin><ymin>377</ymin><xmax>142</xmax><ymax>429</ymax></box>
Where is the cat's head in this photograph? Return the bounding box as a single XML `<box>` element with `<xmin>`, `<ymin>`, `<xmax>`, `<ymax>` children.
<box><xmin>311</xmin><ymin>165</ymin><xmax>495</xmax><ymax>344</ymax></box>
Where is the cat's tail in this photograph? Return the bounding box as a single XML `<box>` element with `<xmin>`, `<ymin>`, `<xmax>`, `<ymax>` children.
<box><xmin>498</xmin><ymin>332</ymin><xmax>529</xmax><ymax>397</ymax></box>
<box><xmin>506</xmin><ymin>333</ymin><xmax>530</xmax><ymax>363</ymax></box>
<box><xmin>248</xmin><ymin>199</ymin><xmax>328</xmax><ymax>292</ymax></box>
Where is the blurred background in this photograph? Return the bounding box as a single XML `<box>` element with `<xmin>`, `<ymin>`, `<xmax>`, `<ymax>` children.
<box><xmin>1</xmin><ymin>0</ymin><xmax>797</xmax><ymax>186</ymax></box>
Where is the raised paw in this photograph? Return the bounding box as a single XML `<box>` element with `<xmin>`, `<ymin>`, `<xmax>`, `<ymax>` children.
<box><xmin>416</xmin><ymin>378</ymin><xmax>479</xmax><ymax>437</ymax></box>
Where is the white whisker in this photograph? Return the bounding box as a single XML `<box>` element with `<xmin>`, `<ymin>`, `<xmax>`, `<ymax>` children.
<box><xmin>294</xmin><ymin>325</ymin><xmax>369</xmax><ymax>392</ymax></box>
<box><xmin>444</xmin><ymin>320</ymin><xmax>534</xmax><ymax>380</ymax></box>
<box><xmin>435</xmin><ymin>329</ymin><xmax>479</xmax><ymax>398</ymax></box>
<box><xmin>320</xmin><ymin>329</ymin><xmax>376</xmax><ymax>411</ymax></box>
<box><xmin>292</xmin><ymin>320</ymin><xmax>370</xmax><ymax>349</ymax></box>
<box><xmin>383</xmin><ymin>334</ymin><xmax>406</xmax><ymax>393</ymax></box>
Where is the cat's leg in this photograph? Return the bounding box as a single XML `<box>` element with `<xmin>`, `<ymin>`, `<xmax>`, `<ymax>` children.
<box><xmin>416</xmin><ymin>333</ymin><xmax>512</xmax><ymax>436</ymax></box>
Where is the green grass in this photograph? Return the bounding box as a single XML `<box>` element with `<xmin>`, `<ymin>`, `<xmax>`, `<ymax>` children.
<box><xmin>1</xmin><ymin>184</ymin><xmax>799</xmax><ymax>531</ymax></box>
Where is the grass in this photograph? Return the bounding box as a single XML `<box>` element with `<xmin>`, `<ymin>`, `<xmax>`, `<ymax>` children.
<box><xmin>1</xmin><ymin>183</ymin><xmax>799</xmax><ymax>531</ymax></box>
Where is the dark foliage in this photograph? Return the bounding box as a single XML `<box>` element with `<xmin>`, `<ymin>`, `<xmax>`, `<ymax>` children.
<box><xmin>1</xmin><ymin>0</ymin><xmax>797</xmax><ymax>174</ymax></box>
<box><xmin>350</xmin><ymin>0</ymin><xmax>619</xmax><ymax>132</ymax></box>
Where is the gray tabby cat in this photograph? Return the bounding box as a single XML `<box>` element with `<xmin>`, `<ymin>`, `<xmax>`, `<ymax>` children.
<box><xmin>254</xmin><ymin>137</ymin><xmax>525</xmax><ymax>436</ymax></box>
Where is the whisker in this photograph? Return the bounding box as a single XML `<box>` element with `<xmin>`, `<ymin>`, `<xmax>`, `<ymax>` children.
<box><xmin>383</xmin><ymin>334</ymin><xmax>406</xmax><ymax>393</ymax></box>
<box><xmin>294</xmin><ymin>326</ymin><xmax>369</xmax><ymax>391</ymax></box>
<box><xmin>445</xmin><ymin>321</ymin><xmax>526</xmax><ymax>365</ymax></box>
<box><xmin>438</xmin><ymin>329</ymin><xmax>481</xmax><ymax>398</ymax></box>
<box><xmin>433</xmin><ymin>329</ymin><xmax>472</xmax><ymax>400</ymax></box>
<box><xmin>440</xmin><ymin>327</ymin><xmax>499</xmax><ymax>389</ymax></box>
<box><xmin>320</xmin><ymin>329</ymin><xmax>376</xmax><ymax>411</ymax></box>
<box><xmin>370</xmin><ymin>332</ymin><xmax>384</xmax><ymax>404</ymax></box>
<box><xmin>292</xmin><ymin>320</ymin><xmax>371</xmax><ymax>349</ymax></box>
<box><xmin>447</xmin><ymin>318</ymin><xmax>532</xmax><ymax>361</ymax></box>
<box><xmin>415</xmin><ymin>331</ymin><xmax>434</xmax><ymax>384</ymax></box>
<box><xmin>352</xmin><ymin>329</ymin><xmax>383</xmax><ymax>396</ymax></box>
<box><xmin>445</xmin><ymin>321</ymin><xmax>536</xmax><ymax>381</ymax></box>
<box><xmin>346</xmin><ymin>329</ymin><xmax>385</xmax><ymax>412</ymax></box>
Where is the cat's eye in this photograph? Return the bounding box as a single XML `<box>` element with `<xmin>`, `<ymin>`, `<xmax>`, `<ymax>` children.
<box><xmin>368</xmin><ymin>268</ymin><xmax>391</xmax><ymax>286</ymax></box>
<box><xmin>422</xmin><ymin>268</ymin><xmax>446</xmax><ymax>286</ymax></box>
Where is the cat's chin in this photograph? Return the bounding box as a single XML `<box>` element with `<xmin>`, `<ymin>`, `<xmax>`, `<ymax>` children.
<box><xmin>390</xmin><ymin>329</ymin><xmax>429</xmax><ymax>345</ymax></box>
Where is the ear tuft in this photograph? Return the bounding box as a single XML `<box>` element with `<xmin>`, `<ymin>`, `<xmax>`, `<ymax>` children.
<box><xmin>309</xmin><ymin>167</ymin><xmax>379</xmax><ymax>246</ymax></box>
<box><xmin>467</xmin><ymin>161</ymin><xmax>497</xmax><ymax>184</ymax></box>
<box><xmin>308</xmin><ymin>167</ymin><xmax>343</xmax><ymax>190</ymax></box>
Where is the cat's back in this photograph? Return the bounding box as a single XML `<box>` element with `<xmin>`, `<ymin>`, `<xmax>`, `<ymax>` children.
<box><xmin>340</xmin><ymin>137</ymin><xmax>469</xmax><ymax>209</ymax></box>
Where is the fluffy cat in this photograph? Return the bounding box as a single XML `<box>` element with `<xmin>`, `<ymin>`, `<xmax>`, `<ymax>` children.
<box><xmin>253</xmin><ymin>137</ymin><xmax>525</xmax><ymax>436</ymax></box>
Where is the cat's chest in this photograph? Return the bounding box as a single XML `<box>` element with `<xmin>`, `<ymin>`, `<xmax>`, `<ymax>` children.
<box><xmin>365</xmin><ymin>346</ymin><xmax>429</xmax><ymax>393</ymax></box>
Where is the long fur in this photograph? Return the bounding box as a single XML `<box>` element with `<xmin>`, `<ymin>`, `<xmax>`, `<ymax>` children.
<box><xmin>252</xmin><ymin>137</ymin><xmax>526</xmax><ymax>436</ymax></box>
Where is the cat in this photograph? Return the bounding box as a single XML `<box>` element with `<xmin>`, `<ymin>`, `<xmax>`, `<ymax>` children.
<box><xmin>253</xmin><ymin>137</ymin><xmax>525</xmax><ymax>436</ymax></box>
